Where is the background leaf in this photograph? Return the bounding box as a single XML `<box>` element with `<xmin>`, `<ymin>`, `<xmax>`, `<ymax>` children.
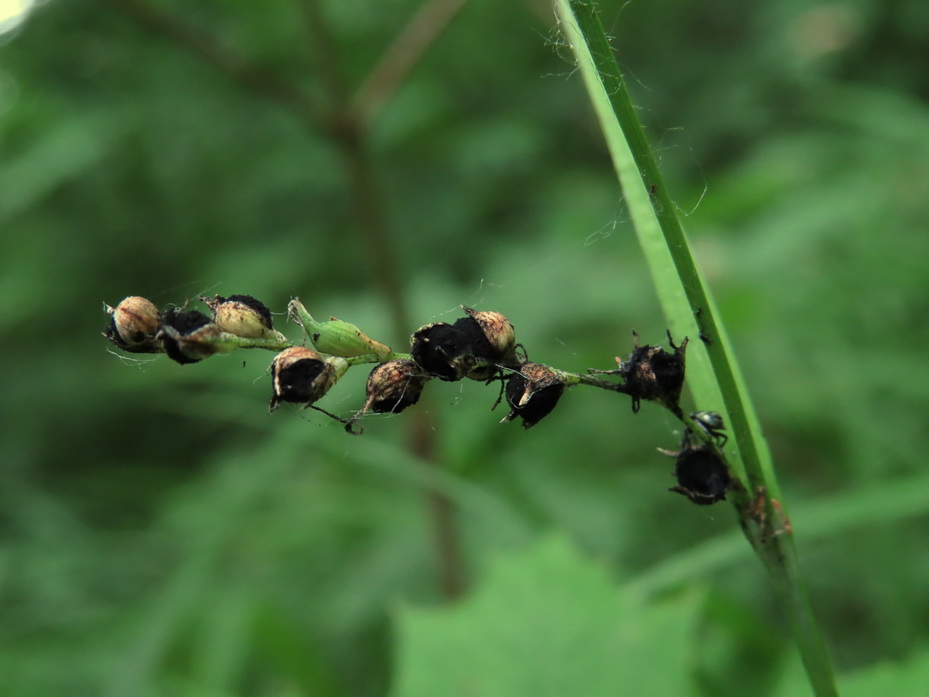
<box><xmin>391</xmin><ymin>535</ymin><xmax>703</xmax><ymax>697</ymax></box>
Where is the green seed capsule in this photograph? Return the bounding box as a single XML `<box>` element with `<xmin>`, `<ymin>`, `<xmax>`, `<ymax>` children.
<box><xmin>289</xmin><ymin>298</ymin><xmax>390</xmax><ymax>359</ymax></box>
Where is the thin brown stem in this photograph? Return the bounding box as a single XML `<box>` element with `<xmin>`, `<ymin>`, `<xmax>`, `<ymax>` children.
<box><xmin>299</xmin><ymin>0</ymin><xmax>411</xmax><ymax>337</ymax></box>
<box><xmin>98</xmin><ymin>0</ymin><xmax>321</xmax><ymax>130</ymax></box>
<box><xmin>352</xmin><ymin>0</ymin><xmax>471</xmax><ymax>124</ymax></box>
<box><xmin>300</xmin><ymin>0</ymin><xmax>465</xmax><ymax>597</ymax></box>
<box><xmin>103</xmin><ymin>0</ymin><xmax>467</xmax><ymax>600</ymax></box>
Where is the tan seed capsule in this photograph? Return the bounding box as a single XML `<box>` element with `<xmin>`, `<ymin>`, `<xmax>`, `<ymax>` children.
<box><xmin>462</xmin><ymin>306</ymin><xmax>517</xmax><ymax>364</ymax></box>
<box><xmin>202</xmin><ymin>294</ymin><xmax>281</xmax><ymax>340</ymax></box>
<box><xmin>361</xmin><ymin>359</ymin><xmax>429</xmax><ymax>415</ymax></box>
<box><xmin>103</xmin><ymin>296</ymin><xmax>163</xmax><ymax>353</ymax></box>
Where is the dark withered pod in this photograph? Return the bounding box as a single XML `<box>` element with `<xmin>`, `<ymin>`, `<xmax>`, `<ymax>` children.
<box><xmin>157</xmin><ymin>307</ymin><xmax>222</xmax><ymax>364</ymax></box>
<box><xmin>604</xmin><ymin>331</ymin><xmax>688</xmax><ymax>416</ymax></box>
<box><xmin>501</xmin><ymin>362</ymin><xmax>566</xmax><ymax>429</ymax></box>
<box><xmin>362</xmin><ymin>359</ymin><xmax>430</xmax><ymax>415</ymax></box>
<box><xmin>269</xmin><ymin>346</ymin><xmax>346</xmax><ymax>412</ymax></box>
<box><xmin>410</xmin><ymin>321</ymin><xmax>484</xmax><ymax>381</ymax></box>
<box><xmin>668</xmin><ymin>445</ymin><xmax>731</xmax><ymax>505</ymax></box>
<box><xmin>410</xmin><ymin>308</ymin><xmax>518</xmax><ymax>382</ymax></box>
<box><xmin>201</xmin><ymin>294</ymin><xmax>276</xmax><ymax>339</ymax></box>
<box><xmin>103</xmin><ymin>296</ymin><xmax>163</xmax><ymax>353</ymax></box>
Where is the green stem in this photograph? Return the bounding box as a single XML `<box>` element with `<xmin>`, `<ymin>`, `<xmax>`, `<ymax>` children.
<box><xmin>555</xmin><ymin>2</ymin><xmax>838</xmax><ymax>695</ymax></box>
<box><xmin>210</xmin><ymin>333</ymin><xmax>292</xmax><ymax>352</ymax></box>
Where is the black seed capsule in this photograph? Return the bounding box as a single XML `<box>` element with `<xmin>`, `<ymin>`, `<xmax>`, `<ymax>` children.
<box><xmin>501</xmin><ymin>362</ymin><xmax>566</xmax><ymax>429</ymax></box>
<box><xmin>615</xmin><ymin>332</ymin><xmax>688</xmax><ymax>416</ymax></box>
<box><xmin>410</xmin><ymin>322</ymin><xmax>478</xmax><ymax>381</ymax></box>
<box><xmin>269</xmin><ymin>346</ymin><xmax>345</xmax><ymax>411</ymax></box>
<box><xmin>410</xmin><ymin>310</ymin><xmax>517</xmax><ymax>382</ymax></box>
<box><xmin>363</xmin><ymin>359</ymin><xmax>429</xmax><ymax>414</ymax></box>
<box><xmin>669</xmin><ymin>445</ymin><xmax>730</xmax><ymax>505</ymax></box>
<box><xmin>103</xmin><ymin>296</ymin><xmax>163</xmax><ymax>353</ymax></box>
<box><xmin>202</xmin><ymin>294</ymin><xmax>275</xmax><ymax>338</ymax></box>
<box><xmin>157</xmin><ymin>308</ymin><xmax>221</xmax><ymax>364</ymax></box>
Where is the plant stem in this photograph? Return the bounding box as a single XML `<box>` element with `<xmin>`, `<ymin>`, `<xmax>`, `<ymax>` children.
<box><xmin>352</xmin><ymin>0</ymin><xmax>471</xmax><ymax>124</ymax></box>
<box><xmin>299</xmin><ymin>0</ymin><xmax>465</xmax><ymax>599</ymax></box>
<box><xmin>554</xmin><ymin>2</ymin><xmax>839</xmax><ymax>695</ymax></box>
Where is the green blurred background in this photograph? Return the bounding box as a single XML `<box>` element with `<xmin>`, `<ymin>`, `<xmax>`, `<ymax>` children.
<box><xmin>2</xmin><ymin>0</ymin><xmax>929</xmax><ymax>695</ymax></box>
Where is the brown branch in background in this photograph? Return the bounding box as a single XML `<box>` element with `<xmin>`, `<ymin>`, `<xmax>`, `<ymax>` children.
<box><xmin>101</xmin><ymin>0</ymin><xmax>467</xmax><ymax>599</ymax></box>
<box><xmin>299</xmin><ymin>0</ymin><xmax>465</xmax><ymax>599</ymax></box>
<box><xmin>352</xmin><ymin>0</ymin><xmax>470</xmax><ymax>124</ymax></box>
<box><xmin>98</xmin><ymin>0</ymin><xmax>322</xmax><ymax>130</ymax></box>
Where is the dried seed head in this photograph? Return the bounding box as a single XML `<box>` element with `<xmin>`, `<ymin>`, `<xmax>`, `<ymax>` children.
<box><xmin>361</xmin><ymin>359</ymin><xmax>429</xmax><ymax>415</ymax></box>
<box><xmin>269</xmin><ymin>346</ymin><xmax>347</xmax><ymax>411</ymax></box>
<box><xmin>501</xmin><ymin>362</ymin><xmax>566</xmax><ymax>429</ymax></box>
<box><xmin>462</xmin><ymin>306</ymin><xmax>517</xmax><ymax>365</ymax></box>
<box><xmin>618</xmin><ymin>332</ymin><xmax>688</xmax><ymax>416</ymax></box>
<box><xmin>103</xmin><ymin>296</ymin><xmax>163</xmax><ymax>353</ymax></box>
<box><xmin>157</xmin><ymin>308</ymin><xmax>222</xmax><ymax>364</ymax></box>
<box><xmin>202</xmin><ymin>294</ymin><xmax>280</xmax><ymax>339</ymax></box>
<box><xmin>668</xmin><ymin>445</ymin><xmax>730</xmax><ymax>505</ymax></box>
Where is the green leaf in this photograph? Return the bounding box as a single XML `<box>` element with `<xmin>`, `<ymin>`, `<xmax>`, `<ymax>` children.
<box><xmin>839</xmin><ymin>647</ymin><xmax>929</xmax><ymax>697</ymax></box>
<box><xmin>391</xmin><ymin>535</ymin><xmax>703</xmax><ymax>697</ymax></box>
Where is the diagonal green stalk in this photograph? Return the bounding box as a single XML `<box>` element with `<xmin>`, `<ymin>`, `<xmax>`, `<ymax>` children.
<box><xmin>554</xmin><ymin>2</ymin><xmax>838</xmax><ymax>695</ymax></box>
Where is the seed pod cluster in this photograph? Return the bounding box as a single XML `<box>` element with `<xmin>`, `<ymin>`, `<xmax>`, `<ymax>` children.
<box><xmin>105</xmin><ymin>296</ymin><xmax>734</xmax><ymax>509</ymax></box>
<box><xmin>103</xmin><ymin>293</ymin><xmax>284</xmax><ymax>365</ymax></box>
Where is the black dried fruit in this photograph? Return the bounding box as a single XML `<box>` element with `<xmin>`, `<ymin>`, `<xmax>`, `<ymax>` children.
<box><xmin>362</xmin><ymin>359</ymin><xmax>429</xmax><ymax>415</ymax></box>
<box><xmin>158</xmin><ymin>307</ymin><xmax>221</xmax><ymax>364</ymax></box>
<box><xmin>269</xmin><ymin>346</ymin><xmax>345</xmax><ymax>411</ymax></box>
<box><xmin>669</xmin><ymin>445</ymin><xmax>730</xmax><ymax>505</ymax></box>
<box><xmin>501</xmin><ymin>362</ymin><xmax>566</xmax><ymax>429</ymax></box>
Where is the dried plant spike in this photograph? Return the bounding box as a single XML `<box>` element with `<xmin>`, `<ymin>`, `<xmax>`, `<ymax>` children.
<box><xmin>103</xmin><ymin>296</ymin><xmax>163</xmax><ymax>353</ymax></box>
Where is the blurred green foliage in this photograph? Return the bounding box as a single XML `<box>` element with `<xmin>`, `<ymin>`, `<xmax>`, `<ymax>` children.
<box><xmin>2</xmin><ymin>0</ymin><xmax>929</xmax><ymax>695</ymax></box>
